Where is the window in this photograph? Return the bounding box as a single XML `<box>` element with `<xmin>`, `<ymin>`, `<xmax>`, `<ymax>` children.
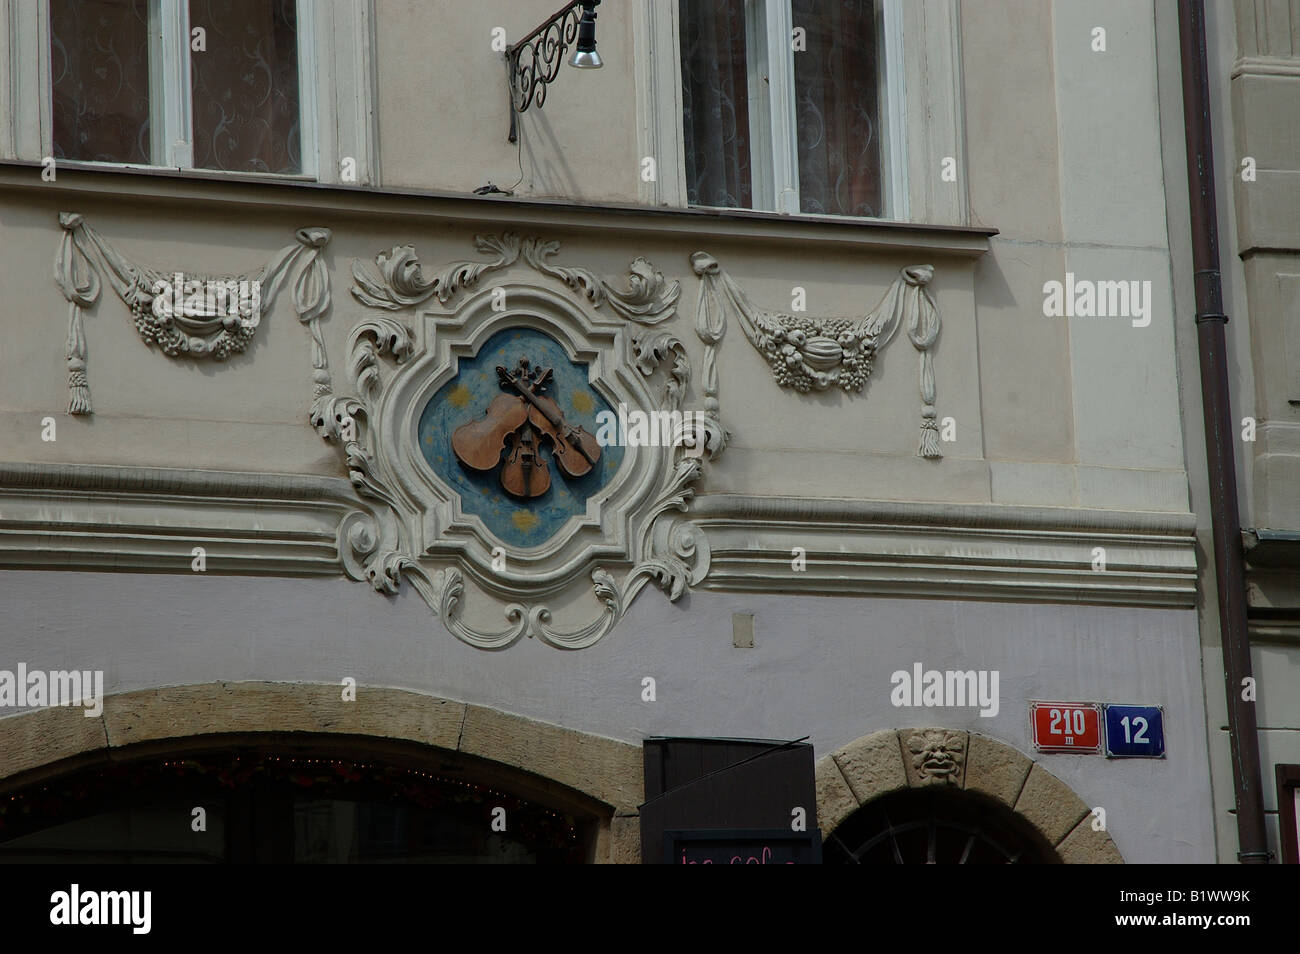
<box><xmin>677</xmin><ymin>0</ymin><xmax>902</xmax><ymax>218</ymax></box>
<box><xmin>50</xmin><ymin>0</ymin><xmax>303</xmax><ymax>173</ymax></box>
<box><xmin>2</xmin><ymin>0</ymin><xmax>377</xmax><ymax>184</ymax></box>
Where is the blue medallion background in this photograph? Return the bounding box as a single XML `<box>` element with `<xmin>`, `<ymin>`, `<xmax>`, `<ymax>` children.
<box><xmin>418</xmin><ymin>328</ymin><xmax>624</xmax><ymax>548</ymax></box>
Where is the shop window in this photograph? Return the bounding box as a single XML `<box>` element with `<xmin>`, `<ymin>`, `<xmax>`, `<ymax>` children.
<box><xmin>0</xmin><ymin>750</ymin><xmax>587</xmax><ymax>863</ymax></box>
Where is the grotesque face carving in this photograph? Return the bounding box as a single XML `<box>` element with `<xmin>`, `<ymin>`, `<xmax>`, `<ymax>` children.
<box><xmin>907</xmin><ymin>729</ymin><xmax>966</xmax><ymax>782</ymax></box>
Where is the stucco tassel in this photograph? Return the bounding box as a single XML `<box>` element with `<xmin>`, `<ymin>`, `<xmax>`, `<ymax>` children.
<box><xmin>65</xmin><ymin>304</ymin><xmax>92</xmax><ymax>415</ymax></box>
<box><xmin>903</xmin><ymin>266</ymin><xmax>941</xmax><ymax>459</ymax></box>
<box><xmin>54</xmin><ymin>214</ymin><xmax>99</xmax><ymax>415</ymax></box>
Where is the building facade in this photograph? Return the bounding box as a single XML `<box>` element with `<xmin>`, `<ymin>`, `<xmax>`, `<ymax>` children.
<box><xmin>1182</xmin><ymin>0</ymin><xmax>1300</xmax><ymax>864</ymax></box>
<box><xmin>0</xmin><ymin>0</ymin><xmax>1282</xmax><ymax>863</ymax></box>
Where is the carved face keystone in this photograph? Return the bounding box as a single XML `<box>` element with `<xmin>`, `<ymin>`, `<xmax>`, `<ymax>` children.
<box><xmin>907</xmin><ymin>729</ymin><xmax>965</xmax><ymax>782</ymax></box>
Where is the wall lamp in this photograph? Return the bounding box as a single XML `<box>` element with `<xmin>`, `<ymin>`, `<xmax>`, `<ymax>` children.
<box><xmin>506</xmin><ymin>0</ymin><xmax>602</xmax><ymax>143</ymax></box>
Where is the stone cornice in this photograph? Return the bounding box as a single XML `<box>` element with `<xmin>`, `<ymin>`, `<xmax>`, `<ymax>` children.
<box><xmin>0</xmin><ymin>462</ymin><xmax>360</xmax><ymax>577</ymax></box>
<box><xmin>0</xmin><ymin>161</ymin><xmax>996</xmax><ymax>258</ymax></box>
<box><xmin>0</xmin><ymin>464</ymin><xmax>1197</xmax><ymax>607</ymax></box>
<box><xmin>690</xmin><ymin>494</ymin><xmax>1198</xmax><ymax>608</ymax></box>
<box><xmin>690</xmin><ymin>493</ymin><xmax>1198</xmax><ymax>535</ymax></box>
<box><xmin>0</xmin><ymin>461</ymin><xmax>355</xmax><ymax>501</ymax></box>
<box><xmin>1231</xmin><ymin>55</ymin><xmax>1300</xmax><ymax>80</ymax></box>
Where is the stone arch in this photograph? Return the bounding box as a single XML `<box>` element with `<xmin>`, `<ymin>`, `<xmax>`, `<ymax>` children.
<box><xmin>815</xmin><ymin>727</ymin><xmax>1123</xmax><ymax>863</ymax></box>
<box><xmin>0</xmin><ymin>681</ymin><xmax>643</xmax><ymax>863</ymax></box>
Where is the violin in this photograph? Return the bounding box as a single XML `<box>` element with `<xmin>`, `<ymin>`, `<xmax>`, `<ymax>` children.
<box><xmin>499</xmin><ymin>363</ymin><xmax>600</xmax><ymax>480</ymax></box>
<box><xmin>451</xmin><ymin>393</ymin><xmax>529</xmax><ymax>471</ymax></box>
<box><xmin>518</xmin><ymin>390</ymin><xmax>602</xmax><ymax>480</ymax></box>
<box><xmin>500</xmin><ymin>419</ymin><xmax>550</xmax><ymax>498</ymax></box>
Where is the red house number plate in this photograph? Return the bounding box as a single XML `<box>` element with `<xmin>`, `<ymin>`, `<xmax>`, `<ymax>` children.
<box><xmin>1030</xmin><ymin>702</ymin><xmax>1102</xmax><ymax>754</ymax></box>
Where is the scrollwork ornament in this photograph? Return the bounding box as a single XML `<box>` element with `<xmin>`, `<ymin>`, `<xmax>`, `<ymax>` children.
<box><xmin>351</xmin><ymin>234</ymin><xmax>679</xmax><ymax>324</ymax></box>
<box><xmin>632</xmin><ymin>331</ymin><xmax>689</xmax><ymax>410</ymax></box>
<box><xmin>508</xmin><ymin>5</ymin><xmax>584</xmax><ymax>114</ymax></box>
<box><xmin>328</xmin><ymin>232</ymin><xmax>726</xmax><ymax>649</ymax></box>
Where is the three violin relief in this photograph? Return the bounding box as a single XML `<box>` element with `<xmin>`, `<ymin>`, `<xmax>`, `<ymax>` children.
<box><xmin>451</xmin><ymin>357</ymin><xmax>602</xmax><ymax>499</ymax></box>
<box><xmin>330</xmin><ymin>235</ymin><xmax>719</xmax><ymax>648</ymax></box>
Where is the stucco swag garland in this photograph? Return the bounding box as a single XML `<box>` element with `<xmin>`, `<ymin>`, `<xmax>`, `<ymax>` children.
<box><xmin>690</xmin><ymin>252</ymin><xmax>944</xmax><ymax>458</ymax></box>
<box><xmin>319</xmin><ymin>234</ymin><xmax>727</xmax><ymax>649</ymax></box>
<box><xmin>53</xmin><ymin>212</ymin><xmax>334</xmax><ymax>414</ymax></box>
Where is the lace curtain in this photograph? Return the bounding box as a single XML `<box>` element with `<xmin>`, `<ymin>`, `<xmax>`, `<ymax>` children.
<box><xmin>190</xmin><ymin>0</ymin><xmax>302</xmax><ymax>174</ymax></box>
<box><xmin>51</xmin><ymin>0</ymin><xmax>151</xmax><ymax>164</ymax></box>
<box><xmin>679</xmin><ymin>0</ymin><xmax>883</xmax><ymax>217</ymax></box>
<box><xmin>679</xmin><ymin>0</ymin><xmax>752</xmax><ymax>209</ymax></box>
<box><xmin>50</xmin><ymin>0</ymin><xmax>301</xmax><ymax>174</ymax></box>
<box><xmin>792</xmin><ymin>0</ymin><xmax>882</xmax><ymax>217</ymax></box>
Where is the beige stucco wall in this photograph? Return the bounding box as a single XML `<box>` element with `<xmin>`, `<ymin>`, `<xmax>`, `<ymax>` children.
<box><xmin>0</xmin><ymin>0</ymin><xmax>1227</xmax><ymax>864</ymax></box>
<box><xmin>0</xmin><ymin>1</ymin><xmax>1192</xmax><ymax>514</ymax></box>
<box><xmin>376</xmin><ymin>0</ymin><xmax>641</xmax><ymax>202</ymax></box>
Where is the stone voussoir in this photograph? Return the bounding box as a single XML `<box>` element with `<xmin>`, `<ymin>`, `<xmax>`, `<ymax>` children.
<box><xmin>102</xmin><ymin>681</ymin><xmax>465</xmax><ymax>751</ymax></box>
<box><xmin>965</xmin><ymin>731</ymin><xmax>1034</xmax><ymax>807</ymax></box>
<box><xmin>815</xmin><ymin>754</ymin><xmax>861</xmax><ymax>833</ymax></box>
<box><xmin>1056</xmin><ymin>814</ymin><xmax>1124</xmax><ymax>863</ymax></box>
<box><xmin>899</xmin><ymin>726</ymin><xmax>969</xmax><ymax>788</ymax></box>
<box><xmin>831</xmin><ymin>729</ymin><xmax>908</xmax><ymax>804</ymax></box>
<box><xmin>1013</xmin><ymin>763</ymin><xmax>1091</xmax><ymax>847</ymax></box>
<box><xmin>457</xmin><ymin>703</ymin><xmax>643</xmax><ymax>810</ymax></box>
<box><xmin>0</xmin><ymin>704</ymin><xmax>108</xmax><ymax>782</ymax></box>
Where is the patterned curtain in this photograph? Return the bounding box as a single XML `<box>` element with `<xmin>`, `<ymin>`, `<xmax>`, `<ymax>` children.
<box><xmin>792</xmin><ymin>0</ymin><xmax>883</xmax><ymax>217</ymax></box>
<box><xmin>679</xmin><ymin>0</ymin><xmax>752</xmax><ymax>209</ymax></box>
<box><xmin>190</xmin><ymin>0</ymin><xmax>302</xmax><ymax>174</ymax></box>
<box><xmin>51</xmin><ymin>0</ymin><xmax>151</xmax><ymax>164</ymax></box>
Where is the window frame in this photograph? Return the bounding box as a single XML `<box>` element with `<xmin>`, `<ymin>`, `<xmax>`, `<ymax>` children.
<box><xmin>635</xmin><ymin>0</ymin><xmax>968</xmax><ymax>226</ymax></box>
<box><xmin>1280</xmin><ymin>764</ymin><xmax>1300</xmax><ymax>865</ymax></box>
<box><xmin>1</xmin><ymin>0</ymin><xmax>377</xmax><ymax>186</ymax></box>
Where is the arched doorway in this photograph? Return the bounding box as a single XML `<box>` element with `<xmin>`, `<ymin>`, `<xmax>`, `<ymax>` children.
<box><xmin>824</xmin><ymin>786</ymin><xmax>1060</xmax><ymax>863</ymax></box>
<box><xmin>816</xmin><ymin>728</ymin><xmax>1123</xmax><ymax>864</ymax></box>
<box><xmin>0</xmin><ymin>682</ymin><xmax>645</xmax><ymax>863</ymax></box>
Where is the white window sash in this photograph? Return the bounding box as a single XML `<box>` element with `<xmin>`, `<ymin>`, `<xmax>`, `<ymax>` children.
<box><xmin>879</xmin><ymin>0</ymin><xmax>908</xmax><ymax>220</ymax></box>
<box><xmin>296</xmin><ymin>0</ymin><xmax>319</xmax><ymax>180</ymax></box>
<box><xmin>743</xmin><ymin>0</ymin><xmax>774</xmax><ymax>211</ymax></box>
<box><xmin>157</xmin><ymin>0</ymin><xmax>193</xmax><ymax>168</ymax></box>
<box><xmin>1</xmin><ymin>0</ymin><xmax>53</xmax><ymax>161</ymax></box>
<box><xmin>762</xmin><ymin>0</ymin><xmax>799</xmax><ymax>215</ymax></box>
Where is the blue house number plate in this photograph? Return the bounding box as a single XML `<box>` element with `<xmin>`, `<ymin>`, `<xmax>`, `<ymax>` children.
<box><xmin>1103</xmin><ymin>704</ymin><xmax>1165</xmax><ymax>758</ymax></box>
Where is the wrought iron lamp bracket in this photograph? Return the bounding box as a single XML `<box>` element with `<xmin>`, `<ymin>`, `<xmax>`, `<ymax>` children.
<box><xmin>505</xmin><ymin>0</ymin><xmax>599</xmax><ymax>143</ymax></box>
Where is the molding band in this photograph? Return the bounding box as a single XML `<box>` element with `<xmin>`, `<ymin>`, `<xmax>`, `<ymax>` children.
<box><xmin>691</xmin><ymin>494</ymin><xmax>1198</xmax><ymax>608</ymax></box>
<box><xmin>0</xmin><ymin>161</ymin><xmax>996</xmax><ymax>258</ymax></box>
<box><xmin>0</xmin><ymin>465</ymin><xmax>1199</xmax><ymax>606</ymax></box>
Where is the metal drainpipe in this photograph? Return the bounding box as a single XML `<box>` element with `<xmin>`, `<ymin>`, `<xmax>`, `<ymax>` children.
<box><xmin>1176</xmin><ymin>0</ymin><xmax>1270</xmax><ymax>862</ymax></box>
